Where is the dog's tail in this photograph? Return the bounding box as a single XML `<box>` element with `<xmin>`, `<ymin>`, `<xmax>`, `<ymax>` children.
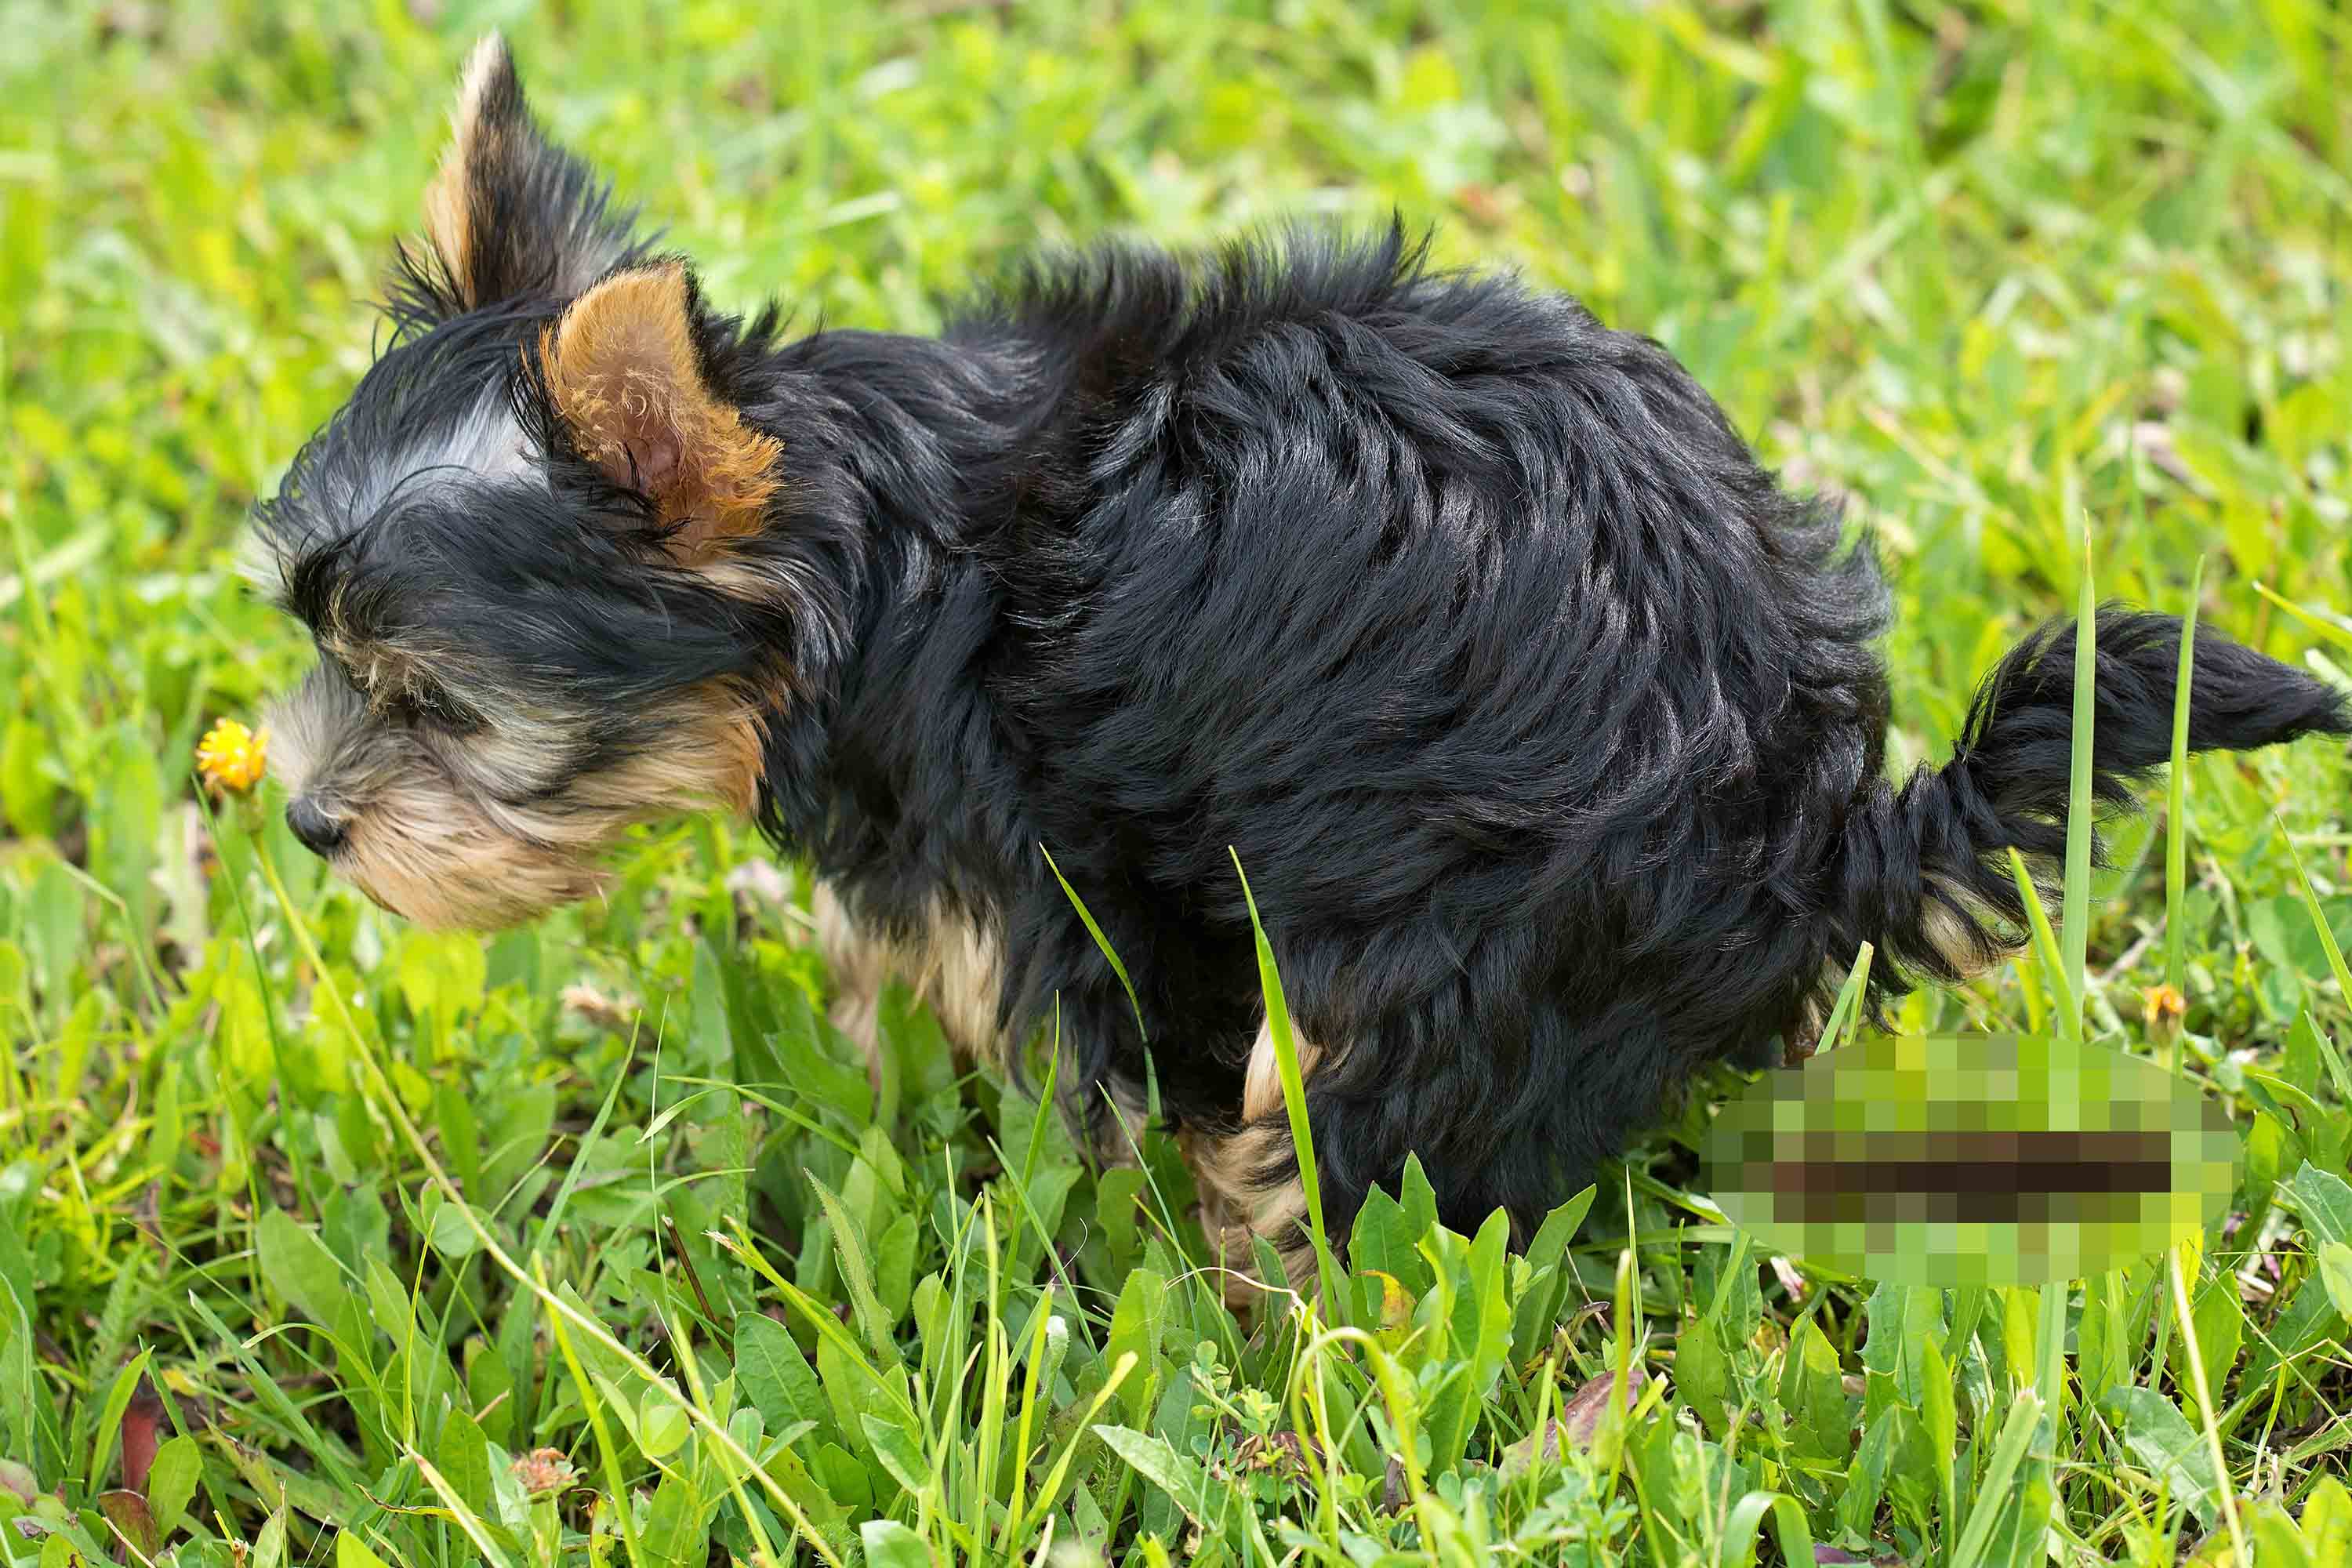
<box><xmin>1829</xmin><ymin>606</ymin><xmax>2349</xmax><ymax>1007</ymax></box>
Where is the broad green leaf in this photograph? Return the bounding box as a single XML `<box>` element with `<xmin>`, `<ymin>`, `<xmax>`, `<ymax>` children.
<box><xmin>859</xmin><ymin>1520</ymin><xmax>936</xmax><ymax>1568</ymax></box>
<box><xmin>732</xmin><ymin>1312</ymin><xmax>826</xmax><ymax>1436</ymax></box>
<box><xmin>2177</xmin><ymin>1277</ymin><xmax>2247</xmax><ymax>1404</ymax></box>
<box><xmin>2249</xmin><ymin>1501</ymin><xmax>2318</xmax><ymax>1568</ymax></box>
<box><xmin>1835</xmin><ymin>1404</ymin><xmax>1906</xmax><ymax>1540</ymax></box>
<box><xmin>1921</xmin><ymin>1334</ymin><xmax>1958</xmax><ymax>1544</ymax></box>
<box><xmin>97</xmin><ymin>1490</ymin><xmax>160</xmax><ymax>1559</ymax></box>
<box><xmin>1095</xmin><ymin>1166</ymin><xmax>1149</xmax><ymax>1272</ymax></box>
<box><xmin>1421</xmin><ymin>1210</ymin><xmax>1515</xmax><ymax>1475</ymax></box>
<box><xmin>1719</xmin><ymin>1490</ymin><xmax>1817</xmax><ymax>1568</ymax></box>
<box><xmin>1673</xmin><ymin>1317</ymin><xmax>1732</xmax><ymax>1439</ymax></box>
<box><xmin>641</xmin><ymin>1472</ymin><xmax>706</xmax><ymax>1568</ymax></box>
<box><xmin>147</xmin><ymin>1434</ymin><xmax>201</xmax><ymax>1537</ymax></box>
<box><xmin>434</xmin><ymin>1080</ymin><xmax>482</xmax><ymax>1192</ymax></box>
<box><xmin>689</xmin><ymin>941</ymin><xmax>734</xmax><ymax>1070</ymax></box>
<box><xmin>1106</xmin><ymin>1267</ymin><xmax>1167</xmax><ymax>1425</ymax></box>
<box><xmin>1347</xmin><ymin>1182</ymin><xmax>1427</xmax><ymax>1295</ymax></box>
<box><xmin>2076</xmin><ymin>1271</ymin><xmax>2135</xmax><ymax>1410</ymax></box>
<box><xmin>859</xmin><ymin>1411</ymin><xmax>930</xmax><ymax>1500</ymax></box>
<box><xmin>1780</xmin><ymin>1316</ymin><xmax>1849</xmax><ymax>1465</ymax></box>
<box><xmin>1093</xmin><ymin>1423</ymin><xmax>1212</xmax><ymax>1527</ymax></box>
<box><xmin>873</xmin><ymin>1210</ymin><xmax>917</xmax><ymax>1323</ymax></box>
<box><xmin>480</xmin><ymin>1083</ymin><xmax>558</xmax><ymax>1203</ymax></box>
<box><xmin>2302</xmin><ymin>1476</ymin><xmax>2352</xmax><ymax>1566</ymax></box>
<box><xmin>436</xmin><ymin>1407</ymin><xmax>492</xmax><ymax>1518</ymax></box>
<box><xmin>85</xmin><ymin>1348</ymin><xmax>151</xmax><ymax>1497</ymax></box>
<box><xmin>256</xmin><ymin>1210</ymin><xmax>347</xmax><ymax>1327</ymax></box>
<box><xmin>2320</xmin><ymin>1242</ymin><xmax>2352</xmax><ymax>1323</ymax></box>
<box><xmin>335</xmin><ymin>1532</ymin><xmax>394</xmax><ymax>1568</ymax></box>
<box><xmin>816</xmin><ymin>1331</ymin><xmax>908</xmax><ymax>1468</ymax></box>
<box><xmin>806</xmin><ymin>1171</ymin><xmax>896</xmax><ymax>1363</ymax></box>
<box><xmin>254</xmin><ymin>1511</ymin><xmax>289</xmax><ymax>1568</ymax></box>
<box><xmin>0</xmin><ymin>718</ymin><xmax>52</xmax><ymax>838</ymax></box>
<box><xmin>2282</xmin><ymin>1165</ymin><xmax>2352</xmax><ymax>1250</ymax></box>
<box><xmin>396</xmin><ymin>929</ymin><xmax>488</xmax><ymax>1030</ymax></box>
<box><xmin>637</xmin><ymin>1385</ymin><xmax>688</xmax><ymax>1461</ymax></box>
<box><xmin>1949</xmin><ymin>1391</ymin><xmax>2045</xmax><ymax>1568</ymax></box>
<box><xmin>2103</xmin><ymin>1385</ymin><xmax>2223</xmax><ymax>1526</ymax></box>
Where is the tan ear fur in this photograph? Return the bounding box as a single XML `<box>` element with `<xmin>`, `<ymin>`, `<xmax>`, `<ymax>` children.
<box><xmin>539</xmin><ymin>263</ymin><xmax>782</xmax><ymax>554</ymax></box>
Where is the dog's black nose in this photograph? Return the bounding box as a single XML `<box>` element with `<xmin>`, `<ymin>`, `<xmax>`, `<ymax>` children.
<box><xmin>285</xmin><ymin>797</ymin><xmax>347</xmax><ymax>858</ymax></box>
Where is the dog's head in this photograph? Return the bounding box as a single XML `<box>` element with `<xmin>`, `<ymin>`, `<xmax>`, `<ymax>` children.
<box><xmin>249</xmin><ymin>37</ymin><xmax>800</xmax><ymax>928</ymax></box>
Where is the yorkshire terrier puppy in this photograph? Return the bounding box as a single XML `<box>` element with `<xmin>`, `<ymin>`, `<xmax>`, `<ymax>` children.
<box><xmin>253</xmin><ymin>37</ymin><xmax>2348</xmax><ymax>1287</ymax></box>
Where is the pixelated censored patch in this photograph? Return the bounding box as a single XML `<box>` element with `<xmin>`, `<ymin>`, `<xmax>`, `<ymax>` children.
<box><xmin>1700</xmin><ymin>1034</ymin><xmax>2238</xmax><ymax>1287</ymax></box>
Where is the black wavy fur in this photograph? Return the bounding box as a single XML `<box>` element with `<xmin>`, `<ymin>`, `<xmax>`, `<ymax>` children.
<box><xmin>260</xmin><ymin>52</ymin><xmax>2352</xmax><ymax>1251</ymax></box>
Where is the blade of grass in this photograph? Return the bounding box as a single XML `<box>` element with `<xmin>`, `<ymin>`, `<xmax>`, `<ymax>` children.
<box><xmin>84</xmin><ymin>1348</ymin><xmax>152</xmax><ymax>1497</ymax></box>
<box><xmin>2167</xmin><ymin>1244</ymin><xmax>2247</xmax><ymax>1564</ymax></box>
<box><xmin>1292</xmin><ymin>1327</ymin><xmax>1438</xmax><ymax>1552</ymax></box>
<box><xmin>1812</xmin><ymin>941</ymin><xmax>1875</xmax><ymax>1055</ymax></box>
<box><xmin>717</xmin><ymin>1225</ymin><xmax>926</xmax><ymax>1433</ymax></box>
<box><xmin>189</xmin><ymin>791</ymin><xmax>310</xmax><ymax>1204</ymax></box>
<box><xmin>2249</xmin><ymin>580</ymin><xmax>2352</xmax><ymax>657</ymax></box>
<box><xmin>1229</xmin><ymin>848</ymin><xmax>1342</xmax><ymax>1319</ymax></box>
<box><xmin>975</xmin><ymin>1189</ymin><xmax>1009</xmax><ymax>1538</ymax></box>
<box><xmin>2061</xmin><ymin>521</ymin><xmax>2097</xmax><ymax>1036</ymax></box>
<box><xmin>403</xmin><ymin>1450</ymin><xmax>517</xmax><ymax>1568</ymax></box>
<box><xmin>2165</xmin><ymin>557</ymin><xmax>2205</xmax><ymax>1005</ymax></box>
<box><xmin>2037</xmin><ymin>1278</ymin><xmax>2068</xmax><ymax>1469</ymax></box>
<box><xmin>176</xmin><ymin>1294</ymin><xmax>370</xmax><ymax>1502</ymax></box>
<box><xmin>804</xmin><ymin>1171</ymin><xmax>898</xmax><ymax>1365</ymax></box>
<box><xmin>2161</xmin><ymin>557</ymin><xmax>2207</xmax><ymax>1080</ymax></box>
<box><xmin>1947</xmin><ymin>1389</ymin><xmax>2048</xmax><ymax>1568</ymax></box>
<box><xmin>1042</xmin><ymin>843</ymin><xmax>1148</xmax><ymax>1044</ymax></box>
<box><xmin>1009</xmin><ymin>1352</ymin><xmax>1135</xmax><ymax>1543</ymax></box>
<box><xmin>539</xmin><ymin>1261</ymin><xmax>648</xmax><ymax>1568</ymax></box>
<box><xmin>2009</xmin><ymin>849</ymin><xmax>2078</xmax><ymax>1041</ymax></box>
<box><xmin>659</xmin><ymin>1283</ymin><xmax>792</xmax><ymax>1568</ymax></box>
<box><xmin>1000</xmin><ymin>1283</ymin><xmax>1054</xmax><ymax>1559</ymax></box>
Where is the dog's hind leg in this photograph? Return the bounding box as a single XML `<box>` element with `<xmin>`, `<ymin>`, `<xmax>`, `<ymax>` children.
<box><xmin>1183</xmin><ymin>979</ymin><xmax>1685</xmax><ymax>1311</ymax></box>
<box><xmin>1180</xmin><ymin>1017</ymin><xmax>1330</xmax><ymax>1303</ymax></box>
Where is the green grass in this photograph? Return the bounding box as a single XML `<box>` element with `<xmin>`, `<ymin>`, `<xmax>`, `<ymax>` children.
<box><xmin>7</xmin><ymin>0</ymin><xmax>2352</xmax><ymax>1562</ymax></box>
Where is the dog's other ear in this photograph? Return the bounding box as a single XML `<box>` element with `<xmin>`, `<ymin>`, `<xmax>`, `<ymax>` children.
<box><xmin>539</xmin><ymin>261</ymin><xmax>782</xmax><ymax>553</ymax></box>
<box><xmin>420</xmin><ymin>34</ymin><xmax>642</xmax><ymax>311</ymax></box>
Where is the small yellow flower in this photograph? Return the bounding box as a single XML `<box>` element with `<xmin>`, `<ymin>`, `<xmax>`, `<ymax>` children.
<box><xmin>195</xmin><ymin>717</ymin><xmax>268</xmax><ymax>795</ymax></box>
<box><xmin>2143</xmin><ymin>982</ymin><xmax>2187</xmax><ymax>1032</ymax></box>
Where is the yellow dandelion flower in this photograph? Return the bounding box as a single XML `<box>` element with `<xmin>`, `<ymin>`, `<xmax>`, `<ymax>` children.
<box><xmin>195</xmin><ymin>717</ymin><xmax>269</xmax><ymax>795</ymax></box>
<box><xmin>2142</xmin><ymin>982</ymin><xmax>2187</xmax><ymax>1032</ymax></box>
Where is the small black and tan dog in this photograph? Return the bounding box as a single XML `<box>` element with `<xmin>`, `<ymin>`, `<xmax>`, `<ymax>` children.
<box><xmin>253</xmin><ymin>38</ymin><xmax>2347</xmax><ymax>1285</ymax></box>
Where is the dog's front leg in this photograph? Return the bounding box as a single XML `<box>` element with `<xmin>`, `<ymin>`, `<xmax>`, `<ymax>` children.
<box><xmin>811</xmin><ymin>880</ymin><xmax>895</xmax><ymax>1088</ymax></box>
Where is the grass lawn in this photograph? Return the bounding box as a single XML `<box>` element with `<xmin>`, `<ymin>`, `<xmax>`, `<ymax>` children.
<box><xmin>8</xmin><ymin>0</ymin><xmax>2352</xmax><ymax>1562</ymax></box>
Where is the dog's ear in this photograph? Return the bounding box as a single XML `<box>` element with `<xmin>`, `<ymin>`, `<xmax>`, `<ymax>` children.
<box><xmin>538</xmin><ymin>261</ymin><xmax>782</xmax><ymax>553</ymax></box>
<box><xmin>419</xmin><ymin>34</ymin><xmax>641</xmax><ymax>311</ymax></box>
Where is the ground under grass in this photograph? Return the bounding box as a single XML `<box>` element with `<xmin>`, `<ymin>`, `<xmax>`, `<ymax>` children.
<box><xmin>5</xmin><ymin>1</ymin><xmax>2352</xmax><ymax>1563</ymax></box>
